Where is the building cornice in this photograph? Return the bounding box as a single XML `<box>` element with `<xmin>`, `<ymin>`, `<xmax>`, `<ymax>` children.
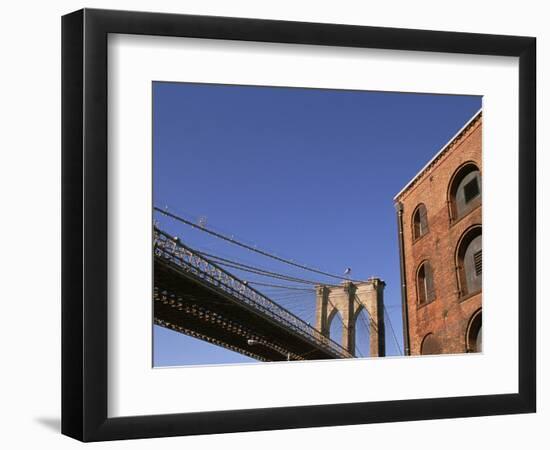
<box><xmin>394</xmin><ymin>109</ymin><xmax>482</xmax><ymax>202</ymax></box>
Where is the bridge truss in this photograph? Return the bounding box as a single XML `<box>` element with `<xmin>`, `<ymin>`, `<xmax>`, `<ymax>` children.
<box><xmin>153</xmin><ymin>228</ymin><xmax>353</xmax><ymax>362</ymax></box>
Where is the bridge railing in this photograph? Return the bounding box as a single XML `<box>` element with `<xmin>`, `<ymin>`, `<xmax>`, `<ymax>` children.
<box><xmin>153</xmin><ymin>228</ymin><xmax>352</xmax><ymax>358</ymax></box>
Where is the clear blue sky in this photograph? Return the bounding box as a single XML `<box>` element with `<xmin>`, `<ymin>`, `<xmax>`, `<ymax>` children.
<box><xmin>152</xmin><ymin>81</ymin><xmax>481</xmax><ymax>367</ymax></box>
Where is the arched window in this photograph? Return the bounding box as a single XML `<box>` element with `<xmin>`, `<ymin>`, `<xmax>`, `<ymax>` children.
<box><xmin>456</xmin><ymin>226</ymin><xmax>482</xmax><ymax>297</ymax></box>
<box><xmin>417</xmin><ymin>261</ymin><xmax>435</xmax><ymax>305</ymax></box>
<box><xmin>449</xmin><ymin>163</ymin><xmax>481</xmax><ymax>221</ymax></box>
<box><xmin>412</xmin><ymin>203</ymin><xmax>429</xmax><ymax>240</ymax></box>
<box><xmin>421</xmin><ymin>333</ymin><xmax>441</xmax><ymax>355</ymax></box>
<box><xmin>466</xmin><ymin>309</ymin><xmax>482</xmax><ymax>353</ymax></box>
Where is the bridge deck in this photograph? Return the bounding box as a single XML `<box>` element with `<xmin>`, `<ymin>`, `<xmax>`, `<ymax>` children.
<box><xmin>153</xmin><ymin>229</ymin><xmax>351</xmax><ymax>362</ymax></box>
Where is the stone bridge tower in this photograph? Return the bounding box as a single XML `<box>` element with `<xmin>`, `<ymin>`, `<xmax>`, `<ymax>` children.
<box><xmin>315</xmin><ymin>279</ymin><xmax>385</xmax><ymax>357</ymax></box>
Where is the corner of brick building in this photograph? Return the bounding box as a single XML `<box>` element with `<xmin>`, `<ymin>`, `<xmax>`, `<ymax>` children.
<box><xmin>395</xmin><ymin>112</ymin><xmax>482</xmax><ymax>356</ymax></box>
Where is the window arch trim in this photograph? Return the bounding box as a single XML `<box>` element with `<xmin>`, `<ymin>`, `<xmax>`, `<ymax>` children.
<box><xmin>411</xmin><ymin>203</ymin><xmax>429</xmax><ymax>242</ymax></box>
<box><xmin>420</xmin><ymin>332</ymin><xmax>441</xmax><ymax>355</ymax></box>
<box><xmin>465</xmin><ymin>308</ymin><xmax>482</xmax><ymax>353</ymax></box>
<box><xmin>447</xmin><ymin>161</ymin><xmax>482</xmax><ymax>223</ymax></box>
<box><xmin>454</xmin><ymin>224</ymin><xmax>482</xmax><ymax>299</ymax></box>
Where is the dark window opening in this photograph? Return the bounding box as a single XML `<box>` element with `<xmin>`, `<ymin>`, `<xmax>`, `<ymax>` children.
<box><xmin>457</xmin><ymin>228</ymin><xmax>482</xmax><ymax>297</ymax></box>
<box><xmin>449</xmin><ymin>164</ymin><xmax>481</xmax><ymax>221</ymax></box>
<box><xmin>475</xmin><ymin>327</ymin><xmax>482</xmax><ymax>352</ymax></box>
<box><xmin>467</xmin><ymin>310</ymin><xmax>482</xmax><ymax>353</ymax></box>
<box><xmin>413</xmin><ymin>204</ymin><xmax>428</xmax><ymax>240</ymax></box>
<box><xmin>417</xmin><ymin>262</ymin><xmax>435</xmax><ymax>305</ymax></box>
<box><xmin>464</xmin><ymin>177</ymin><xmax>480</xmax><ymax>203</ymax></box>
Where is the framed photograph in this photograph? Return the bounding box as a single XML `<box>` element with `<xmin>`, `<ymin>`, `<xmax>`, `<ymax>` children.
<box><xmin>61</xmin><ymin>8</ymin><xmax>536</xmax><ymax>441</ymax></box>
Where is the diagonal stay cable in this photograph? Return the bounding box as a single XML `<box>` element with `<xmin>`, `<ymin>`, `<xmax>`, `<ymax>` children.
<box><xmin>384</xmin><ymin>305</ymin><xmax>403</xmax><ymax>355</ymax></box>
<box><xmin>322</xmin><ymin>297</ymin><xmax>365</xmax><ymax>358</ymax></box>
<box><xmin>247</xmin><ymin>281</ymin><xmax>315</xmax><ymax>291</ymax></box>
<box><xmin>354</xmin><ymin>294</ymin><xmax>378</xmax><ymax>333</ymax></box>
<box><xmin>208</xmin><ymin>259</ymin><xmax>321</xmax><ymax>286</ymax></box>
<box><xmin>196</xmin><ymin>250</ymin><xmax>335</xmax><ymax>286</ymax></box>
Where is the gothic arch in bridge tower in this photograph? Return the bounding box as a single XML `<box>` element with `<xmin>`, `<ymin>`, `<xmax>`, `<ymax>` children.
<box><xmin>315</xmin><ymin>279</ymin><xmax>386</xmax><ymax>357</ymax></box>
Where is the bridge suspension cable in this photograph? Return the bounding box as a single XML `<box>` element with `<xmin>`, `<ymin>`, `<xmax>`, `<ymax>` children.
<box><xmin>155</xmin><ymin>211</ymin><xmax>384</xmax><ymax>358</ymax></box>
<box><xmin>154</xmin><ymin>206</ymin><xmax>364</xmax><ymax>283</ymax></box>
<box><xmin>210</xmin><ymin>260</ymin><xmax>321</xmax><ymax>285</ymax></box>
<box><xmin>354</xmin><ymin>295</ymin><xmax>378</xmax><ymax>333</ymax></box>
<box><xmin>245</xmin><ymin>281</ymin><xmax>315</xmax><ymax>292</ymax></box>
<box><xmin>321</xmin><ymin>296</ymin><xmax>365</xmax><ymax>358</ymax></box>
<box><xmin>195</xmin><ymin>242</ymin><xmax>376</xmax><ymax>358</ymax></box>
<box><xmin>197</xmin><ymin>252</ymin><xmax>360</xmax><ymax>345</ymax></box>
<box><xmin>384</xmin><ymin>305</ymin><xmax>403</xmax><ymax>355</ymax></box>
<box><xmin>196</xmin><ymin>239</ymin><xmax>395</xmax><ymax>357</ymax></box>
<box><xmin>154</xmin><ymin>225</ymin><xmax>354</xmax><ymax>359</ymax></box>
<box><xmin>196</xmin><ymin>250</ymin><xmax>331</xmax><ymax>286</ymax></box>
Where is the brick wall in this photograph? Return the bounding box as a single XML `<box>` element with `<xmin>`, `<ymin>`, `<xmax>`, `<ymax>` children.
<box><xmin>396</xmin><ymin>113</ymin><xmax>482</xmax><ymax>355</ymax></box>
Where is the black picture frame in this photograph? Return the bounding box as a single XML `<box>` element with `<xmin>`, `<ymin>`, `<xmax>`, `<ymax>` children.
<box><xmin>62</xmin><ymin>8</ymin><xmax>536</xmax><ymax>442</ymax></box>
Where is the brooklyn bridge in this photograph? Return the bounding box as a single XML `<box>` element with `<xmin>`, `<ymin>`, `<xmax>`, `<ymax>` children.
<box><xmin>153</xmin><ymin>208</ymin><xmax>402</xmax><ymax>362</ymax></box>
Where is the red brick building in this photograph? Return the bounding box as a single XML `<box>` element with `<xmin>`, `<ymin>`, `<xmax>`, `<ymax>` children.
<box><xmin>395</xmin><ymin>111</ymin><xmax>482</xmax><ymax>356</ymax></box>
